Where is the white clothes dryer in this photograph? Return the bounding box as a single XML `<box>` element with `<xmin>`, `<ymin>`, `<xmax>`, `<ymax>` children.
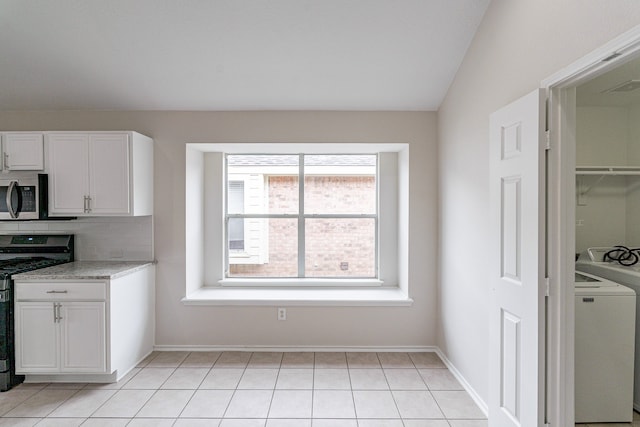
<box><xmin>577</xmin><ymin>247</ymin><xmax>640</xmax><ymax>412</ymax></box>
<box><xmin>574</xmin><ymin>271</ymin><xmax>636</xmax><ymax>423</ymax></box>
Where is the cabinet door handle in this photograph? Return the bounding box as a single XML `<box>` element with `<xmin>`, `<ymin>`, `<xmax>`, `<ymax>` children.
<box><xmin>83</xmin><ymin>196</ymin><xmax>93</xmax><ymax>213</ymax></box>
<box><xmin>53</xmin><ymin>303</ymin><xmax>63</xmax><ymax>323</ymax></box>
<box><xmin>3</xmin><ymin>152</ymin><xmax>8</xmax><ymax>170</ymax></box>
<box><xmin>46</xmin><ymin>290</ymin><xmax>68</xmax><ymax>294</ymax></box>
<box><xmin>52</xmin><ymin>303</ymin><xmax>62</xmax><ymax>323</ymax></box>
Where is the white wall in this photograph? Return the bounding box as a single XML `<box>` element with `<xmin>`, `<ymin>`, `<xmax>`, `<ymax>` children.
<box><xmin>575</xmin><ymin>107</ymin><xmax>629</xmax><ymax>253</ymax></box>
<box><xmin>574</xmin><ymin>105</ymin><xmax>640</xmax><ymax>253</ymax></box>
<box><xmin>627</xmin><ymin>105</ymin><xmax>640</xmax><ymax>246</ymax></box>
<box><xmin>437</xmin><ymin>0</ymin><xmax>640</xmax><ymax>404</ymax></box>
<box><xmin>0</xmin><ymin>111</ymin><xmax>437</xmax><ymax>348</ymax></box>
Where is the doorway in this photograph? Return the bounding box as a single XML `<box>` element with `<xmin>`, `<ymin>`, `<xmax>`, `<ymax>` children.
<box><xmin>545</xmin><ymin>26</ymin><xmax>640</xmax><ymax>426</ymax></box>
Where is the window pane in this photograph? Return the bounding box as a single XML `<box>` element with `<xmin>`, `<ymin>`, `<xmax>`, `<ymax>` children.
<box><xmin>227</xmin><ymin>180</ymin><xmax>244</xmax><ymax>215</ymax></box>
<box><xmin>227</xmin><ymin>154</ymin><xmax>299</xmax><ymax>214</ymax></box>
<box><xmin>305</xmin><ymin>218</ymin><xmax>375</xmax><ymax>277</ymax></box>
<box><xmin>228</xmin><ymin>218</ymin><xmax>244</xmax><ymax>250</ymax></box>
<box><xmin>304</xmin><ymin>155</ymin><xmax>376</xmax><ymax>214</ymax></box>
<box><xmin>267</xmin><ymin>175</ymin><xmax>299</xmax><ymax>215</ymax></box>
<box><xmin>227</xmin><ymin>218</ymin><xmax>298</xmax><ymax>277</ymax></box>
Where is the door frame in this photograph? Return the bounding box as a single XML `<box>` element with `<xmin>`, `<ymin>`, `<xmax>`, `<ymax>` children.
<box><xmin>543</xmin><ymin>25</ymin><xmax>640</xmax><ymax>426</ymax></box>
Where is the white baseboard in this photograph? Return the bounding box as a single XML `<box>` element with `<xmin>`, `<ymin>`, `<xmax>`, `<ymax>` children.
<box><xmin>151</xmin><ymin>344</ymin><xmax>488</xmax><ymax>417</ymax></box>
<box><xmin>153</xmin><ymin>344</ymin><xmax>436</xmax><ymax>353</ymax></box>
<box><xmin>434</xmin><ymin>347</ymin><xmax>488</xmax><ymax>417</ymax></box>
<box><xmin>24</xmin><ymin>372</ymin><xmax>118</xmax><ymax>383</ymax></box>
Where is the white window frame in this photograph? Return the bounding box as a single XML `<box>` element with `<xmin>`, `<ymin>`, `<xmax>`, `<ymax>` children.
<box><xmin>185</xmin><ymin>142</ymin><xmax>405</xmax><ymax>294</ymax></box>
<box><xmin>224</xmin><ymin>153</ymin><xmax>379</xmax><ymax>280</ymax></box>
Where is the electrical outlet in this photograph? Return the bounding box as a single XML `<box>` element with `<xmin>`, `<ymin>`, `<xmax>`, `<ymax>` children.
<box><xmin>277</xmin><ymin>308</ymin><xmax>287</xmax><ymax>321</ymax></box>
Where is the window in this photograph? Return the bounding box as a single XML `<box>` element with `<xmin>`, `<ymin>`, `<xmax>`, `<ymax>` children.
<box><xmin>185</xmin><ymin>142</ymin><xmax>407</xmax><ymax>301</ymax></box>
<box><xmin>225</xmin><ymin>154</ymin><xmax>377</xmax><ymax>279</ymax></box>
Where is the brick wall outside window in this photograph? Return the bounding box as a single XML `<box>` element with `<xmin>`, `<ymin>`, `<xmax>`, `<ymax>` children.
<box><xmin>229</xmin><ymin>175</ymin><xmax>376</xmax><ymax>277</ymax></box>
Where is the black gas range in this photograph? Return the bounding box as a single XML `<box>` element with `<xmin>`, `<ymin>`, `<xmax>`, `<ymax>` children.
<box><xmin>0</xmin><ymin>234</ymin><xmax>74</xmax><ymax>391</ymax></box>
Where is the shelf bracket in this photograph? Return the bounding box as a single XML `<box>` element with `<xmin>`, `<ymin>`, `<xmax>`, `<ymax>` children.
<box><xmin>577</xmin><ymin>174</ymin><xmax>607</xmax><ymax>198</ymax></box>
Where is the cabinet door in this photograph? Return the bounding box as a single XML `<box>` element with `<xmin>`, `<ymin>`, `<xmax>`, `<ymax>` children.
<box><xmin>15</xmin><ymin>302</ymin><xmax>59</xmax><ymax>373</ymax></box>
<box><xmin>2</xmin><ymin>133</ymin><xmax>44</xmax><ymax>170</ymax></box>
<box><xmin>48</xmin><ymin>134</ymin><xmax>90</xmax><ymax>215</ymax></box>
<box><xmin>60</xmin><ymin>302</ymin><xmax>106</xmax><ymax>373</ymax></box>
<box><xmin>89</xmin><ymin>134</ymin><xmax>130</xmax><ymax>215</ymax></box>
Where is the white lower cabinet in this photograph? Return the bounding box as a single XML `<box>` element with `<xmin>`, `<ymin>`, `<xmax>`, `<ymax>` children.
<box><xmin>60</xmin><ymin>302</ymin><xmax>106</xmax><ymax>372</ymax></box>
<box><xmin>14</xmin><ymin>265</ymin><xmax>155</xmax><ymax>381</ymax></box>
<box><xmin>16</xmin><ymin>302</ymin><xmax>58</xmax><ymax>372</ymax></box>
<box><xmin>16</xmin><ymin>301</ymin><xmax>105</xmax><ymax>373</ymax></box>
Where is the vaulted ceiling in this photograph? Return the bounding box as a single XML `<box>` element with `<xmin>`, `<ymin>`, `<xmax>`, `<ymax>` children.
<box><xmin>0</xmin><ymin>0</ymin><xmax>490</xmax><ymax>111</ymax></box>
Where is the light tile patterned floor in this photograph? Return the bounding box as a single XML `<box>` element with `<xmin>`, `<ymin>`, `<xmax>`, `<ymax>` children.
<box><xmin>0</xmin><ymin>351</ymin><xmax>487</xmax><ymax>427</ymax></box>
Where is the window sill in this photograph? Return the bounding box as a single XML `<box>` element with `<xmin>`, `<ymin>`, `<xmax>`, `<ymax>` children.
<box><xmin>182</xmin><ymin>286</ymin><xmax>413</xmax><ymax>306</ymax></box>
<box><xmin>219</xmin><ymin>278</ymin><xmax>383</xmax><ymax>287</ymax></box>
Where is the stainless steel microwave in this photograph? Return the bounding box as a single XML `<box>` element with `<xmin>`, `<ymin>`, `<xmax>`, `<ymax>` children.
<box><xmin>0</xmin><ymin>174</ymin><xmax>48</xmax><ymax>220</ymax></box>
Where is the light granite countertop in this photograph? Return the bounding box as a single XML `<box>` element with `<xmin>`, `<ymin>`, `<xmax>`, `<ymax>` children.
<box><xmin>12</xmin><ymin>261</ymin><xmax>154</xmax><ymax>281</ymax></box>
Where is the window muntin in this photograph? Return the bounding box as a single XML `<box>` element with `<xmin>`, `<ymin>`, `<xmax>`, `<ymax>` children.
<box><xmin>225</xmin><ymin>153</ymin><xmax>377</xmax><ymax>279</ymax></box>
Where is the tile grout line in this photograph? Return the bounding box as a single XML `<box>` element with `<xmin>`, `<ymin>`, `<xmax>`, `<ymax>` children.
<box><xmin>262</xmin><ymin>352</ymin><xmax>283</xmax><ymax>423</ymax></box>
<box><xmin>173</xmin><ymin>365</ymin><xmax>209</xmax><ymax>420</ymax></box>
<box><xmin>310</xmin><ymin>351</ymin><xmax>315</xmax><ymax>423</ymax></box>
<box><xmin>375</xmin><ymin>351</ymin><xmax>400</xmax><ymax>427</ymax></box>
<box><xmin>108</xmin><ymin>353</ymin><xmax>183</xmax><ymax>422</ymax></box>
<box><xmin>172</xmin><ymin>350</ymin><xmax>223</xmax><ymax>421</ymax></box>
<box><xmin>84</xmin><ymin>362</ymin><xmax>144</xmax><ymax>419</ymax></box>
<box><xmin>379</xmin><ymin>352</ymin><xmax>405</xmax><ymax>425</ymax></box>
<box><xmin>342</xmin><ymin>352</ymin><xmax>358</xmax><ymax>423</ymax></box>
<box><xmin>410</xmin><ymin>353</ymin><xmax>448</xmax><ymax>421</ymax></box>
<box><xmin>220</xmin><ymin>351</ymin><xmax>252</xmax><ymax>421</ymax></box>
<box><xmin>14</xmin><ymin>384</ymin><xmax>84</xmax><ymax>420</ymax></box>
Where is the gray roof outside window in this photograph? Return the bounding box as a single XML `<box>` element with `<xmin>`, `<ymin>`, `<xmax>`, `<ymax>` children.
<box><xmin>227</xmin><ymin>154</ymin><xmax>376</xmax><ymax>167</ymax></box>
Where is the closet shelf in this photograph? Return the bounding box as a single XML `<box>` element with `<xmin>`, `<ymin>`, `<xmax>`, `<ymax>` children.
<box><xmin>576</xmin><ymin>166</ymin><xmax>640</xmax><ymax>175</ymax></box>
<box><xmin>576</xmin><ymin>166</ymin><xmax>640</xmax><ymax>197</ymax></box>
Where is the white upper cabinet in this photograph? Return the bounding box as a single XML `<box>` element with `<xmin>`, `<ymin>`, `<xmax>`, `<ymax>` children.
<box><xmin>1</xmin><ymin>133</ymin><xmax>45</xmax><ymax>171</ymax></box>
<box><xmin>47</xmin><ymin>132</ymin><xmax>153</xmax><ymax>216</ymax></box>
<box><xmin>89</xmin><ymin>134</ymin><xmax>130</xmax><ymax>215</ymax></box>
<box><xmin>48</xmin><ymin>133</ymin><xmax>90</xmax><ymax>214</ymax></box>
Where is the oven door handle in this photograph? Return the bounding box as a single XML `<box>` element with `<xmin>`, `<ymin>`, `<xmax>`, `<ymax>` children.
<box><xmin>6</xmin><ymin>181</ymin><xmax>18</xmax><ymax>219</ymax></box>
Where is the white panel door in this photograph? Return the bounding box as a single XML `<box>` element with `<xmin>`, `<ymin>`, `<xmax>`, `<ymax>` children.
<box><xmin>48</xmin><ymin>134</ymin><xmax>90</xmax><ymax>214</ymax></box>
<box><xmin>489</xmin><ymin>89</ymin><xmax>545</xmax><ymax>426</ymax></box>
<box><xmin>89</xmin><ymin>134</ymin><xmax>130</xmax><ymax>215</ymax></box>
<box><xmin>2</xmin><ymin>133</ymin><xmax>44</xmax><ymax>170</ymax></box>
<box><xmin>60</xmin><ymin>302</ymin><xmax>106</xmax><ymax>373</ymax></box>
<box><xmin>15</xmin><ymin>302</ymin><xmax>59</xmax><ymax>372</ymax></box>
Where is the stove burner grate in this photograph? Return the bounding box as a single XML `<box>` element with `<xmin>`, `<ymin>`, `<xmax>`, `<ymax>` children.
<box><xmin>0</xmin><ymin>257</ymin><xmax>68</xmax><ymax>279</ymax></box>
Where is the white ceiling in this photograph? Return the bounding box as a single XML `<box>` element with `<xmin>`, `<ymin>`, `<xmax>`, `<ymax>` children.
<box><xmin>577</xmin><ymin>55</ymin><xmax>640</xmax><ymax>107</ymax></box>
<box><xmin>0</xmin><ymin>0</ymin><xmax>490</xmax><ymax>111</ymax></box>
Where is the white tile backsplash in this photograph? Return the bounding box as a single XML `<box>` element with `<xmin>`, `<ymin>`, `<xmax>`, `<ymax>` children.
<box><xmin>0</xmin><ymin>216</ymin><xmax>153</xmax><ymax>261</ymax></box>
